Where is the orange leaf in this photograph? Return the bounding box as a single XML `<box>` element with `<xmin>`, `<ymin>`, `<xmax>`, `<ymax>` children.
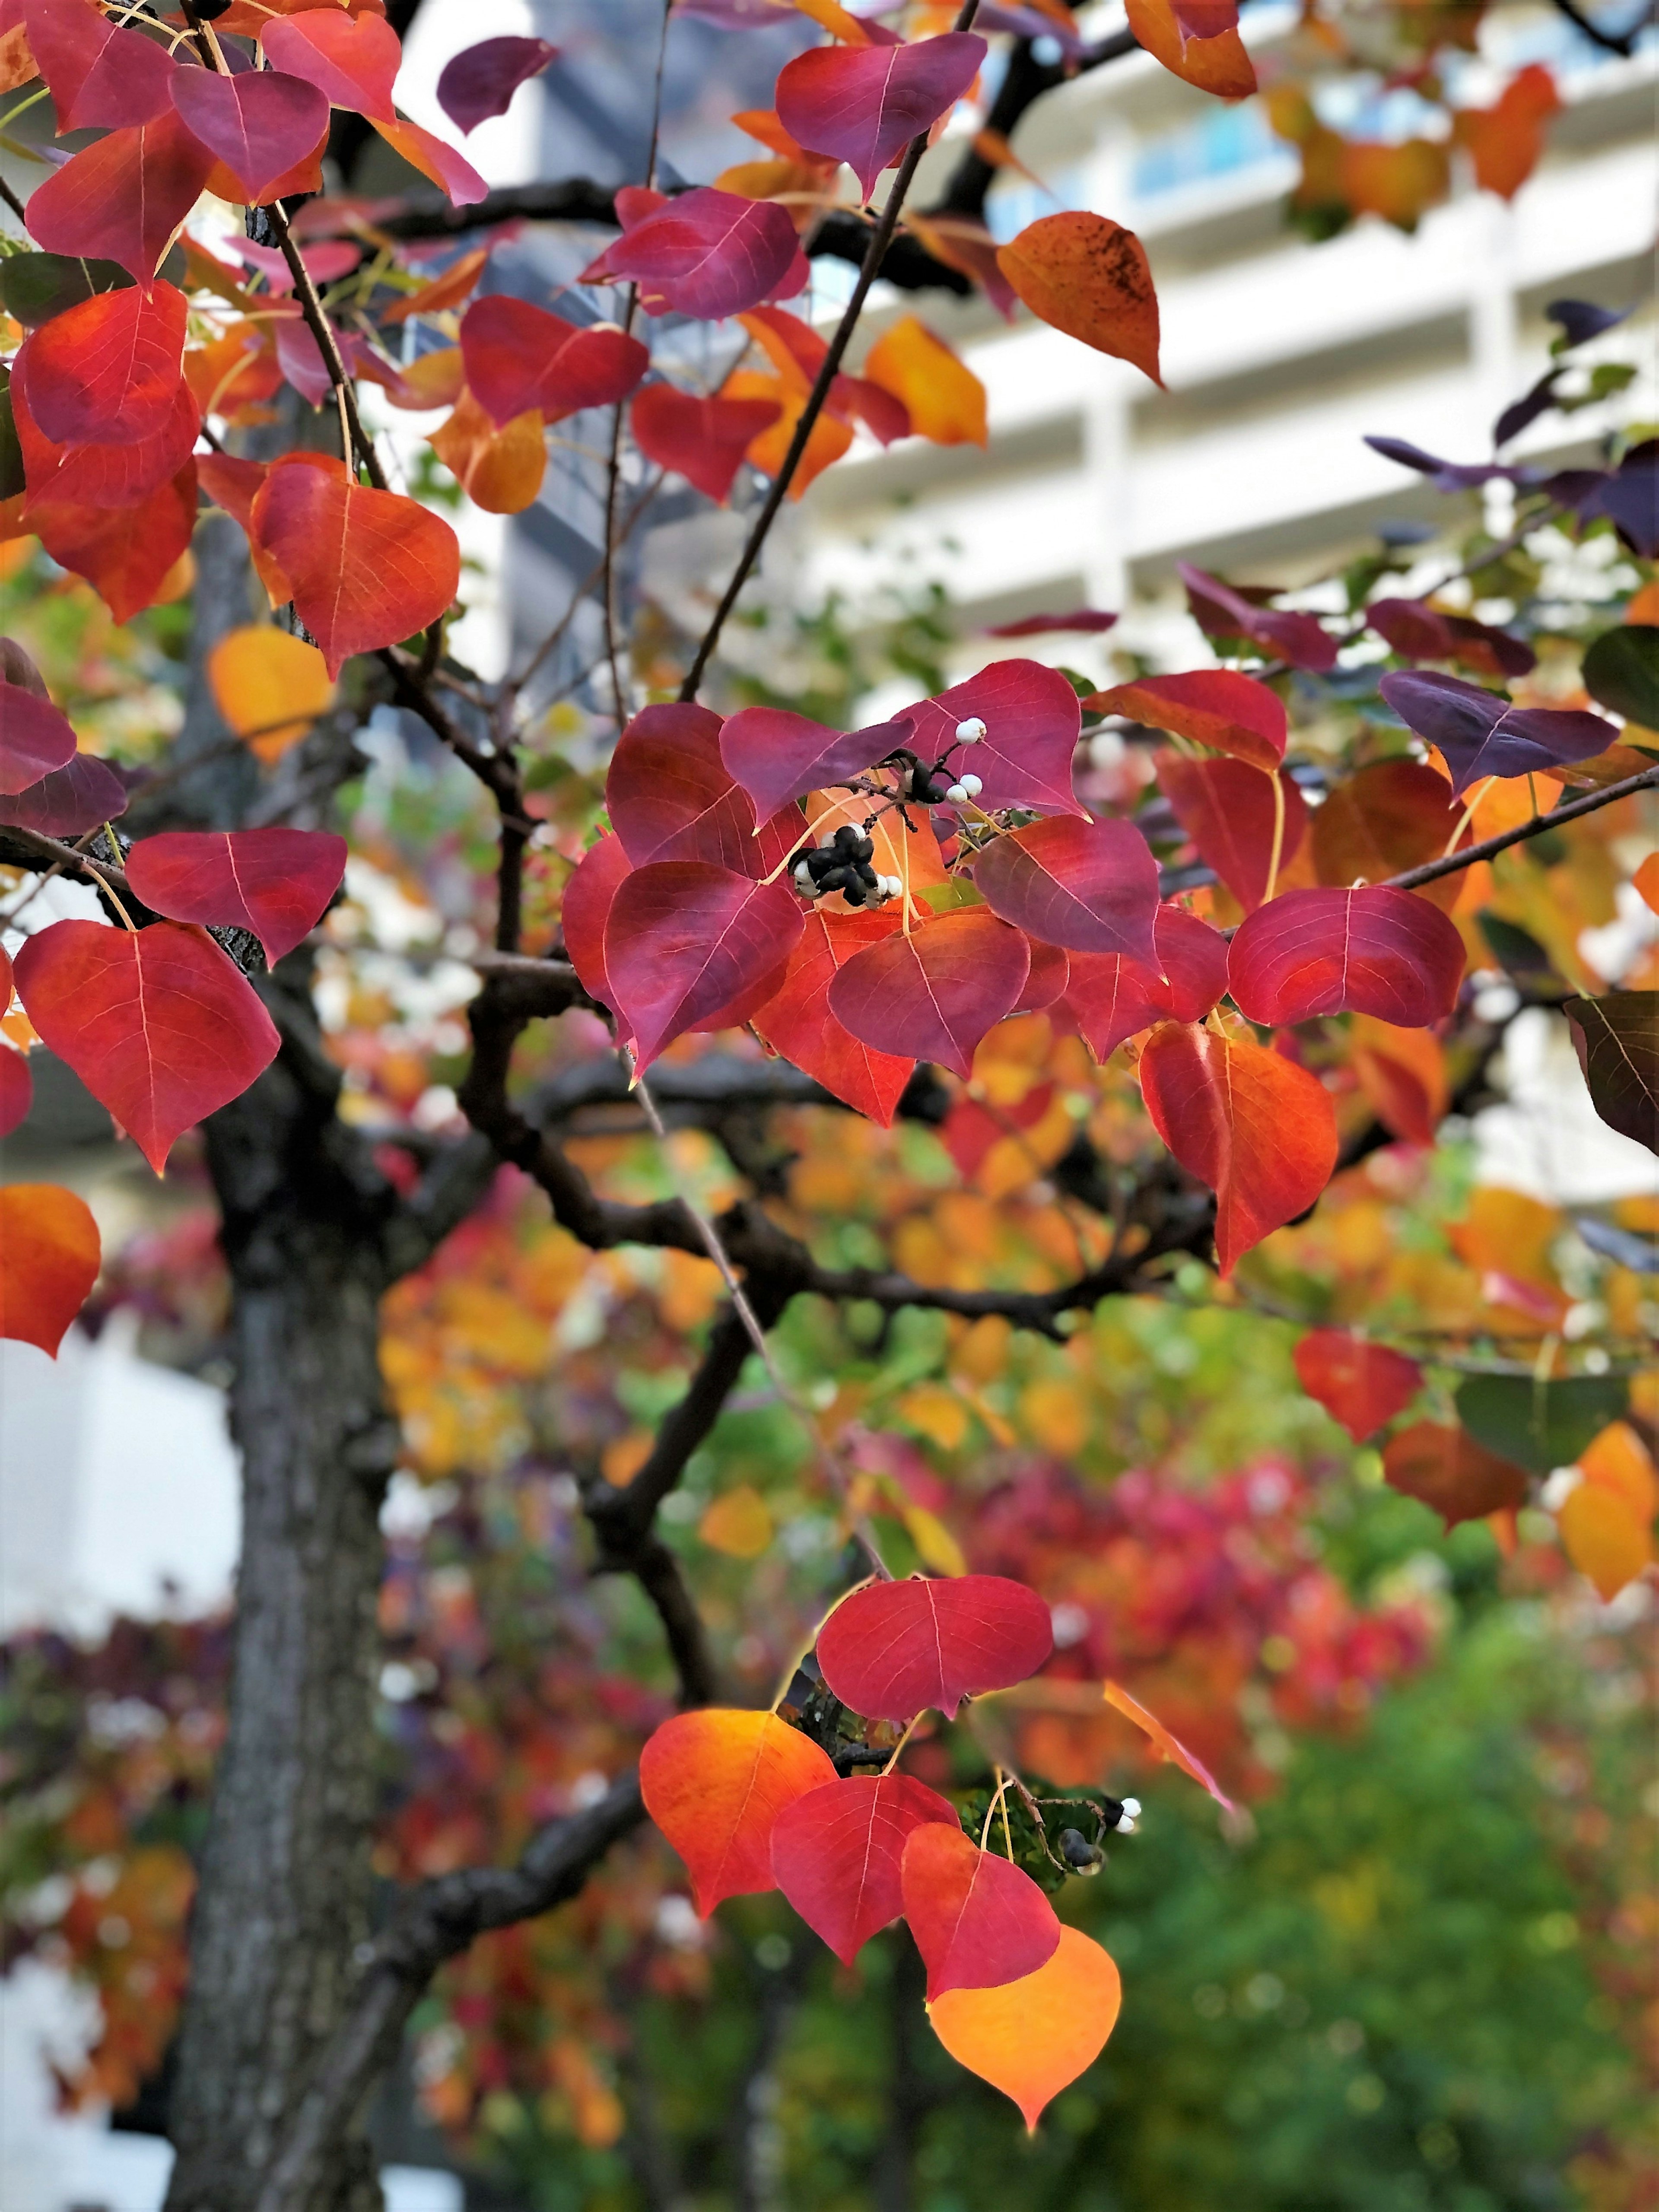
<box><xmin>1124</xmin><ymin>0</ymin><xmax>1255</xmax><ymax>98</ymax></box>
<box><xmin>380</xmin><ymin>245</ymin><xmax>490</xmax><ymax>327</ymax></box>
<box><xmin>1382</xmin><ymin>1421</ymin><xmax>1529</xmax><ymax>1529</ymax></box>
<box><xmin>639</xmin><ymin>1708</ymin><xmax>836</xmax><ymax>1916</ymax></box>
<box><xmin>1102</xmin><ymin>1680</ymin><xmax>1238</xmax><ymax>1811</ymax></box>
<box><xmin>0</xmin><ymin>1182</ymin><xmax>100</xmax><ymax>1356</ymax></box>
<box><xmin>699</xmin><ymin>1486</ymin><xmax>775</xmax><ymax>1558</ymax></box>
<box><xmin>1576</xmin><ymin>1421</ymin><xmax>1659</xmax><ymax>1520</ymax></box>
<box><xmin>428</xmin><ymin>387</ymin><xmax>547</xmax><ymax>514</ymax></box>
<box><xmin>1557</xmin><ymin>1481</ymin><xmax>1653</xmax><ymax>1602</ymax></box>
<box><xmin>1453</xmin><ymin>64</ymin><xmax>1560</xmax><ymax>201</ymax></box>
<box><xmin>927</xmin><ymin>1927</ymin><xmax>1122</xmax><ymax>2131</ymax></box>
<box><xmin>1634</xmin><ymin>852</ymin><xmax>1659</xmax><ymax>917</ymax></box>
<box><xmin>207</xmin><ymin>625</ymin><xmax>335</xmax><ymax>763</ymax></box>
<box><xmin>722</xmin><ymin>368</ymin><xmax>853</xmax><ymax>496</ymax></box>
<box><xmin>996</xmin><ymin>213</ymin><xmax>1162</xmax><ymax>386</ymax></box>
<box><xmin>1349</xmin><ymin>1014</ymin><xmax>1449</xmax><ymax>1147</ymax></box>
<box><xmin>863</xmin><ymin>315</ymin><xmax>985</xmax><ymax>447</ymax></box>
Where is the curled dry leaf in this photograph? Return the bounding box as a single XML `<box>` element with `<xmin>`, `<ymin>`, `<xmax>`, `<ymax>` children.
<box><xmin>639</xmin><ymin>1707</ymin><xmax>835</xmax><ymax>1917</ymax></box>
<box><xmin>996</xmin><ymin>213</ymin><xmax>1161</xmax><ymax>387</ymax></box>
<box><xmin>771</xmin><ymin>1773</ymin><xmax>958</xmax><ymax>1965</ymax></box>
<box><xmin>814</xmin><ymin>1572</ymin><xmax>1054</xmax><ymax>1721</ymax></box>
<box><xmin>927</xmin><ymin>1926</ymin><xmax>1122</xmax><ymax>2132</ymax></box>
<box><xmin>899</xmin><ymin>1821</ymin><xmax>1061</xmax><ymax>2000</ymax></box>
<box><xmin>0</xmin><ymin>1181</ymin><xmax>101</xmax><ymax>1356</ymax></box>
<box><xmin>1102</xmin><ymin>1679</ymin><xmax>1239</xmax><ymax>1811</ymax></box>
<box><xmin>1291</xmin><ymin>1329</ymin><xmax>1424</xmax><ymax>1443</ymax></box>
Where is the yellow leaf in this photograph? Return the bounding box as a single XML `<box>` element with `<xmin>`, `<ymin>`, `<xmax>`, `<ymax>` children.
<box><xmin>722</xmin><ymin>367</ymin><xmax>852</xmax><ymax>496</ymax></box>
<box><xmin>699</xmin><ymin>1485</ymin><xmax>775</xmax><ymax>1558</ymax></box>
<box><xmin>1019</xmin><ymin>1373</ymin><xmax>1090</xmax><ymax>1456</ymax></box>
<box><xmin>601</xmin><ymin>1431</ymin><xmax>653</xmax><ymax>1488</ymax></box>
<box><xmin>1577</xmin><ymin>1421</ymin><xmax>1659</xmax><ymax>1520</ymax></box>
<box><xmin>207</xmin><ymin>625</ymin><xmax>334</xmax><ymax>763</ymax></box>
<box><xmin>902</xmin><ymin>1503</ymin><xmax>966</xmax><ymax>1576</ymax></box>
<box><xmin>429</xmin><ymin>388</ymin><xmax>547</xmax><ymax>515</ymax></box>
<box><xmin>863</xmin><ymin>316</ymin><xmax>986</xmax><ymax>448</ymax></box>
<box><xmin>1557</xmin><ymin>1482</ymin><xmax>1653</xmax><ymax>1602</ymax></box>
<box><xmin>382</xmin><ymin>346</ymin><xmax>467</xmax><ymax>413</ymax></box>
<box><xmin>897</xmin><ymin>1381</ymin><xmax>971</xmax><ymax>1450</ymax></box>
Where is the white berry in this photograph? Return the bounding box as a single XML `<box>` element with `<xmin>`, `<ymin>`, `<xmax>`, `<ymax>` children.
<box><xmin>945</xmin><ymin>784</ymin><xmax>969</xmax><ymax>804</ymax></box>
<box><xmin>793</xmin><ymin>861</ymin><xmax>814</xmax><ymax>891</ymax></box>
<box><xmin>1120</xmin><ymin>1797</ymin><xmax>1141</xmax><ymax>1819</ymax></box>
<box><xmin>955</xmin><ymin>716</ymin><xmax>985</xmax><ymax>744</ymax></box>
<box><xmin>960</xmin><ymin>772</ymin><xmax>983</xmax><ymax>797</ymax></box>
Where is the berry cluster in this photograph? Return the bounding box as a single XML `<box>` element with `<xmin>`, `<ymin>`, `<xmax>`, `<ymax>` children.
<box><xmin>794</xmin><ymin>824</ymin><xmax>904</xmax><ymax>907</ymax></box>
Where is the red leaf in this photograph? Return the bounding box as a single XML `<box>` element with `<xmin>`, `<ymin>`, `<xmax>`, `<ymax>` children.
<box><xmin>13</xmin><ymin>919</ymin><xmax>280</xmax><ymax>1174</ymax></box>
<box><xmin>629</xmin><ymin>385</ymin><xmax>782</xmax><ymax>505</ymax></box>
<box><xmin>28</xmin><ymin>462</ymin><xmax>197</xmax><ymax>623</ymax></box>
<box><xmin>1179</xmin><ymin>563</ymin><xmax>1336</xmax><ymax>673</ymax></box>
<box><xmin>0</xmin><ymin>1044</ymin><xmax>31</xmax><ymax>1139</ymax></box>
<box><xmin>437</xmin><ymin>34</ymin><xmax>557</xmax><ymax>134</ymax></box>
<box><xmin>941</xmin><ymin>1081</ymin><xmax>1052</xmax><ymax>1178</ymax></box>
<box><xmin>1138</xmin><ymin>1020</ymin><xmax>1338</xmax><ymax>1275</ymax></box>
<box><xmin>604</xmin><ymin>862</ymin><xmax>805</xmax><ymax>1070</ymax></box>
<box><xmin>15</xmin><ymin>281</ymin><xmax>187</xmax><ymax>449</ymax></box>
<box><xmin>816</xmin><ymin>1573</ymin><xmax>1054</xmax><ymax>1721</ymax></box>
<box><xmin>899</xmin><ymin>1821</ymin><xmax>1060</xmax><ymax>2001</ymax></box>
<box><xmin>751</xmin><ymin>907</ymin><xmax>914</xmax><ymax>1126</ymax></box>
<box><xmin>1086</xmin><ymin>669</ymin><xmax>1285</xmax><ymax>772</ymax></box>
<box><xmin>1364</xmin><ymin>596</ymin><xmax>1534</xmax><ymax>679</ymax></box>
<box><xmin>607</xmin><ymin>702</ymin><xmax>801</xmax><ymax>875</ymax></box>
<box><xmin>0</xmin><ymin>1182</ymin><xmax>101</xmax><ymax>1357</ymax></box>
<box><xmin>250</xmin><ymin>461</ymin><xmax>460</xmax><ymax>678</ymax></box>
<box><xmin>25</xmin><ymin>0</ymin><xmax>176</xmax><ymax>130</ymax></box>
<box><xmin>642</xmin><ymin>1708</ymin><xmax>835</xmax><ymax>1916</ymax></box>
<box><xmin>1310</xmin><ymin>757</ymin><xmax>1468</xmax><ymax>914</ymax></box>
<box><xmin>1382</xmin><ymin>1421</ymin><xmax>1529</xmax><ymax>1528</ymax></box>
<box><xmin>775</xmin><ymin>32</ymin><xmax>986</xmax><ymax>202</ymax></box>
<box><xmin>261</xmin><ymin>10</ymin><xmax>400</xmax><ymax>121</ymax></box>
<box><xmin>0</xmin><ymin>752</ymin><xmax>130</xmax><ymax>839</ymax></box>
<box><xmin>579</xmin><ymin>188</ymin><xmax>807</xmax><ymax>321</ymax></box>
<box><xmin>1013</xmin><ymin>936</ymin><xmax>1069</xmax><ymax>1014</ymax></box>
<box><xmin>1154</xmin><ymin>753</ymin><xmax>1307</xmax><ymax>913</ymax></box>
<box><xmin>1101</xmin><ymin>1681</ymin><xmax>1237</xmax><ymax>1812</ymax></box>
<box><xmin>460</xmin><ymin>295</ymin><xmax>649</xmax><ymax>427</ymax></box>
<box><xmin>13</xmin><ymin>365</ymin><xmax>198</xmax><ymax>511</ymax></box>
<box><xmin>169</xmin><ymin>67</ymin><xmax>331</xmax><ymax>204</ymax></box>
<box><xmin>1227</xmin><ymin>885</ymin><xmax>1466</xmax><ymax>1027</ymax></box>
<box><xmin>560</xmin><ymin>831</ymin><xmax>634</xmax><ymax>1039</ymax></box>
<box><xmin>969</xmin><ymin>816</ymin><xmax>1158</xmax><ymax>959</ymax></box>
<box><xmin>0</xmin><ymin>680</ymin><xmax>77</xmax><ymax>795</ymax></box>
<box><xmin>900</xmin><ymin>660</ymin><xmax>1084</xmax><ymax>818</ymax></box>
<box><xmin>985</xmin><ymin>609</ymin><xmax>1118</xmax><ymax>639</ymax></box>
<box><xmin>125</xmin><ymin>828</ymin><xmax>348</xmax><ymax>967</ymax></box>
<box><xmin>1293</xmin><ymin>1330</ymin><xmax>1423</xmax><ymax>1443</ymax></box>
<box><xmin>368</xmin><ymin>117</ymin><xmax>487</xmax><ymax>208</ymax></box>
<box><xmin>1057</xmin><ymin>904</ymin><xmax>1228</xmax><ymax>1061</ymax></box>
<box><xmin>829</xmin><ymin>908</ymin><xmax>1030</xmax><ymax>1081</ymax></box>
<box><xmin>718</xmin><ymin>704</ymin><xmax>914</xmax><ymax>822</ymax></box>
<box><xmin>771</xmin><ymin>1774</ymin><xmax>958</xmax><ymax>1966</ymax></box>
<box><xmin>26</xmin><ymin>112</ymin><xmax>216</xmax><ymax>291</ymax></box>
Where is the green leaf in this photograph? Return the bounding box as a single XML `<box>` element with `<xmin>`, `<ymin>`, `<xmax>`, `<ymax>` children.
<box><xmin>1455</xmin><ymin>1373</ymin><xmax>1629</xmax><ymax>1478</ymax></box>
<box><xmin>1582</xmin><ymin>625</ymin><xmax>1659</xmax><ymax>729</ymax></box>
<box><xmin>1561</xmin><ymin>990</ymin><xmax>1659</xmax><ymax>1155</ymax></box>
<box><xmin>0</xmin><ymin>254</ymin><xmax>133</xmax><ymax>329</ymax></box>
<box><xmin>0</xmin><ymin>371</ymin><xmax>24</xmax><ymax>505</ymax></box>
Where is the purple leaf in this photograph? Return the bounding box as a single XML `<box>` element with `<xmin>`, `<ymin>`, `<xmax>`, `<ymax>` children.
<box><xmin>1493</xmin><ymin>369</ymin><xmax>1563</xmax><ymax>451</ymax></box>
<box><xmin>0</xmin><ymin>752</ymin><xmax>129</xmax><ymax>837</ymax></box>
<box><xmin>718</xmin><ymin>708</ymin><xmax>914</xmax><ymax>822</ymax></box>
<box><xmin>1178</xmin><ymin>562</ymin><xmax>1336</xmax><ymax>673</ymax></box>
<box><xmin>1546</xmin><ymin>298</ymin><xmax>1629</xmax><ymax>348</ymax></box>
<box><xmin>775</xmin><ymin>32</ymin><xmax>986</xmax><ymax>203</ymax></box>
<box><xmin>985</xmin><ymin>607</ymin><xmax>1117</xmax><ymax>638</ymax></box>
<box><xmin>901</xmin><ymin>659</ymin><xmax>1085</xmax><ymax>817</ymax></box>
<box><xmin>1378</xmin><ymin>670</ymin><xmax>1618</xmax><ymax>795</ymax></box>
<box><xmin>436</xmin><ymin>35</ymin><xmax>557</xmax><ymax>136</ymax></box>
<box><xmin>1365</xmin><ymin>435</ymin><xmax>1521</xmax><ymax>493</ymax></box>
<box><xmin>578</xmin><ymin>188</ymin><xmax>807</xmax><ymax>321</ymax></box>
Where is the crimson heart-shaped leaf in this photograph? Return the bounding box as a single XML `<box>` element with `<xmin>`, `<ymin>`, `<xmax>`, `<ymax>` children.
<box><xmin>15</xmin><ymin>280</ymin><xmax>187</xmax><ymax>448</ymax></box>
<box><xmin>0</xmin><ymin>680</ymin><xmax>77</xmax><ymax>795</ymax></box>
<box><xmin>13</xmin><ymin>367</ymin><xmax>198</xmax><ymax>512</ymax></box>
<box><xmin>460</xmin><ymin>296</ymin><xmax>650</xmax><ymax>427</ymax></box>
<box><xmin>1155</xmin><ymin>753</ymin><xmax>1308</xmax><ymax>913</ymax></box>
<box><xmin>775</xmin><ymin>32</ymin><xmax>986</xmax><ymax>202</ymax></box>
<box><xmin>899</xmin><ymin>1821</ymin><xmax>1060</xmax><ymax>2000</ymax></box>
<box><xmin>1057</xmin><ymin>904</ymin><xmax>1229</xmax><ymax>1062</ymax></box>
<box><xmin>751</xmin><ymin>908</ymin><xmax>914</xmax><ymax>1126</ymax></box>
<box><xmin>970</xmin><ymin>816</ymin><xmax>1159</xmax><ymax>959</ymax></box>
<box><xmin>630</xmin><ymin>385</ymin><xmax>782</xmax><ymax>506</ymax></box>
<box><xmin>771</xmin><ymin>1774</ymin><xmax>959</xmax><ymax>1966</ymax></box>
<box><xmin>437</xmin><ymin>34</ymin><xmax>558</xmax><ymax>134</ymax></box>
<box><xmin>579</xmin><ymin>188</ymin><xmax>807</xmax><ymax>321</ymax></box>
<box><xmin>1378</xmin><ymin>669</ymin><xmax>1618</xmax><ymax>795</ymax></box>
<box><xmin>559</xmin><ymin>831</ymin><xmax>634</xmax><ymax>1040</ymax></box>
<box><xmin>251</xmin><ymin>460</ymin><xmax>460</xmax><ymax>678</ymax></box>
<box><xmin>26</xmin><ymin>113</ymin><xmax>215</xmax><ymax>292</ymax></box>
<box><xmin>261</xmin><ymin>10</ymin><xmax>400</xmax><ymax>121</ymax></box>
<box><xmin>604</xmin><ymin>862</ymin><xmax>805</xmax><ymax>1070</ymax></box>
<box><xmin>1013</xmin><ymin>936</ymin><xmax>1070</xmax><ymax>1013</ymax></box>
<box><xmin>26</xmin><ymin>0</ymin><xmax>176</xmax><ymax>131</ymax></box>
<box><xmin>1087</xmin><ymin>669</ymin><xmax>1285</xmax><ymax>772</ymax></box>
<box><xmin>169</xmin><ymin>67</ymin><xmax>331</xmax><ymax>205</ymax></box>
<box><xmin>13</xmin><ymin>919</ymin><xmax>280</xmax><ymax>1174</ymax></box>
<box><xmin>1138</xmin><ymin>1020</ymin><xmax>1338</xmax><ymax>1276</ymax></box>
<box><xmin>901</xmin><ymin>660</ymin><xmax>1084</xmax><ymax>818</ymax></box>
<box><xmin>641</xmin><ymin>1708</ymin><xmax>836</xmax><ymax>1917</ymax></box>
<box><xmin>0</xmin><ymin>751</ymin><xmax>130</xmax><ymax>838</ymax></box>
<box><xmin>828</xmin><ymin>908</ymin><xmax>1030</xmax><ymax>1081</ymax></box>
<box><xmin>28</xmin><ymin>463</ymin><xmax>198</xmax><ymax>624</ymax></box>
<box><xmin>718</xmin><ymin>705</ymin><xmax>913</xmax><ymax>823</ymax></box>
<box><xmin>816</xmin><ymin>1573</ymin><xmax>1054</xmax><ymax>1721</ymax></box>
<box><xmin>607</xmin><ymin>702</ymin><xmax>801</xmax><ymax>874</ymax></box>
<box><xmin>1292</xmin><ymin>1329</ymin><xmax>1424</xmax><ymax>1443</ymax></box>
<box><xmin>125</xmin><ymin>829</ymin><xmax>349</xmax><ymax>968</ymax></box>
<box><xmin>1227</xmin><ymin>885</ymin><xmax>1466</xmax><ymax>1027</ymax></box>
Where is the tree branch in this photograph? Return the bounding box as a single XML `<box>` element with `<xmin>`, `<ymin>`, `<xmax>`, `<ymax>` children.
<box><xmin>1382</xmin><ymin>760</ymin><xmax>1659</xmax><ymax>893</ymax></box>
<box><xmin>1545</xmin><ymin>0</ymin><xmax>1648</xmax><ymax>57</ymax></box>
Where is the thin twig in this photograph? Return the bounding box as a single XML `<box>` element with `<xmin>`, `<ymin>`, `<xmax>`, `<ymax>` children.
<box><xmin>676</xmin><ymin>0</ymin><xmax>984</xmax><ymax>701</ymax></box>
<box><xmin>1382</xmin><ymin>760</ymin><xmax>1659</xmax><ymax>893</ymax></box>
